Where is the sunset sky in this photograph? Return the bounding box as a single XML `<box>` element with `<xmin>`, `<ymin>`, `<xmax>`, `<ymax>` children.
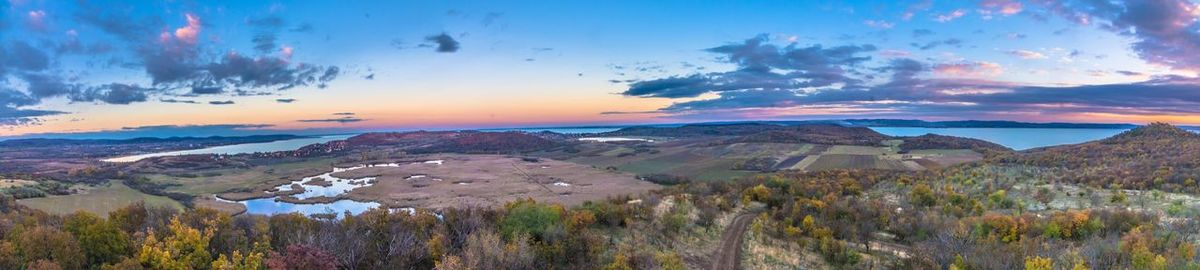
<box><xmin>2</xmin><ymin>0</ymin><xmax>1200</xmax><ymax>138</ymax></box>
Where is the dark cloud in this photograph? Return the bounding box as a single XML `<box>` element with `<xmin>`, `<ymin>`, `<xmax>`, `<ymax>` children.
<box><xmin>912</xmin><ymin>38</ymin><xmax>963</xmax><ymax>50</ymax></box>
<box><xmin>1</xmin><ymin>124</ymin><xmax>280</xmax><ymax>140</ymax></box>
<box><xmin>426</xmin><ymin>33</ymin><xmax>460</xmax><ymax>53</ymax></box>
<box><xmin>275</xmin><ymin>98</ymin><xmax>296</xmax><ymax>103</ymax></box>
<box><xmin>190</xmin><ymin>86</ymin><xmax>224</xmax><ymax>95</ymax></box>
<box><xmin>912</xmin><ymin>29</ymin><xmax>935</xmax><ymax>38</ymax></box>
<box><xmin>252</xmin><ymin>33</ymin><xmax>278</xmax><ymax>53</ymax></box>
<box><xmin>159</xmin><ymin>98</ymin><xmax>198</xmax><ymax>104</ymax></box>
<box><xmin>0</xmin><ymin>87</ymin><xmax>66</xmax><ymax>126</ymax></box>
<box><xmin>5</xmin><ymin>41</ymin><xmax>51</xmax><ymax>71</ymax></box>
<box><xmin>1035</xmin><ymin>0</ymin><xmax>1200</xmax><ymax>71</ymax></box>
<box><xmin>70</xmin><ymin>84</ymin><xmax>153</xmax><ymax>105</ymax></box>
<box><xmin>22</xmin><ymin>73</ymin><xmax>80</xmax><ymax>99</ymax></box>
<box><xmin>332</xmin><ymin>112</ymin><xmax>355</xmax><ymax>115</ymax></box>
<box><xmin>622</xmin><ymin>35</ymin><xmax>876</xmax><ymax>99</ymax></box>
<box><xmin>209</xmin><ymin>100</ymin><xmax>235</xmax><ymax>105</ymax></box>
<box><xmin>620</xmin><ymin>35</ymin><xmax>1200</xmax><ymax>119</ymax></box>
<box><xmin>297</xmin><ymin>116</ymin><xmax>366</xmax><ymax>123</ymax></box>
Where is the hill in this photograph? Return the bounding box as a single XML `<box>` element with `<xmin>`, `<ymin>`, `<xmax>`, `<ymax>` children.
<box><xmin>1001</xmin><ymin>122</ymin><xmax>1200</xmax><ymax>192</ymax></box>
<box><xmin>898</xmin><ymin>134</ymin><xmax>1011</xmax><ymax>152</ymax></box>
<box><xmin>727</xmin><ymin>125</ymin><xmax>890</xmax><ymax>146</ymax></box>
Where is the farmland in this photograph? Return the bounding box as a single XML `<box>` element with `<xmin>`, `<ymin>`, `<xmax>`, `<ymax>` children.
<box><xmin>16</xmin><ymin>181</ymin><xmax>183</xmax><ymax>215</ymax></box>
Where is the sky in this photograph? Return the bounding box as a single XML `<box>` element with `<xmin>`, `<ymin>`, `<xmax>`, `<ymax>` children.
<box><xmin>2</xmin><ymin>0</ymin><xmax>1200</xmax><ymax>138</ymax></box>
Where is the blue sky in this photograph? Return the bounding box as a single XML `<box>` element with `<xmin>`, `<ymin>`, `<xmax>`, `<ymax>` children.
<box><xmin>2</xmin><ymin>0</ymin><xmax>1200</xmax><ymax>138</ymax></box>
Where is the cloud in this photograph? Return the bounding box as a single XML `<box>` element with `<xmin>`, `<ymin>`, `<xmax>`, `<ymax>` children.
<box><xmin>616</xmin><ymin>36</ymin><xmax>1200</xmax><ymax>120</ymax></box>
<box><xmin>5</xmin><ymin>41</ymin><xmax>50</xmax><ymax>71</ymax></box>
<box><xmin>26</xmin><ymin>10</ymin><xmax>47</xmax><ymax>31</ymax></box>
<box><xmin>1</xmin><ymin>124</ymin><xmax>279</xmax><ymax>140</ymax></box>
<box><xmin>275</xmin><ymin>98</ymin><xmax>296</xmax><ymax>103</ymax></box>
<box><xmin>912</xmin><ymin>29</ymin><xmax>935</xmax><ymax>38</ymax></box>
<box><xmin>172</xmin><ymin>13</ymin><xmax>202</xmax><ymax>45</ymax></box>
<box><xmin>426</xmin><ymin>33</ymin><xmax>460</xmax><ymax>53</ymax></box>
<box><xmin>912</xmin><ymin>38</ymin><xmax>963</xmax><ymax>50</ymax></box>
<box><xmin>1034</xmin><ymin>0</ymin><xmax>1200</xmax><ymax>71</ymax></box>
<box><xmin>159</xmin><ymin>98</ymin><xmax>198</xmax><ymax>104</ymax></box>
<box><xmin>621</xmin><ymin>35</ymin><xmax>876</xmax><ymax>99</ymax></box>
<box><xmin>863</xmin><ymin>20</ymin><xmax>894</xmax><ymax>29</ymax></box>
<box><xmin>934</xmin><ymin>9</ymin><xmax>967</xmax><ymax>22</ymax></box>
<box><xmin>932</xmin><ymin>61</ymin><xmax>1004</xmax><ymax>77</ymax></box>
<box><xmin>209</xmin><ymin>100</ymin><xmax>235</xmax><ymax>105</ymax></box>
<box><xmin>297</xmin><ymin>117</ymin><xmax>366</xmax><ymax>123</ymax></box>
<box><xmin>979</xmin><ymin>0</ymin><xmax>1023</xmax><ymax>16</ymax></box>
<box><xmin>70</xmin><ymin>84</ymin><xmax>154</xmax><ymax>105</ymax></box>
<box><xmin>1006</xmin><ymin>50</ymin><xmax>1047</xmax><ymax>59</ymax></box>
<box><xmin>332</xmin><ymin>112</ymin><xmax>355</xmax><ymax>115</ymax></box>
<box><xmin>190</xmin><ymin>86</ymin><xmax>223</xmax><ymax>95</ymax></box>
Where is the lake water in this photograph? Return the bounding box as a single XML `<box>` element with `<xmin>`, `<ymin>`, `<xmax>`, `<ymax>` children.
<box><xmin>479</xmin><ymin>127</ymin><xmax>623</xmax><ymax>134</ymax></box>
<box><xmin>869</xmin><ymin>127</ymin><xmax>1130</xmax><ymax>150</ymax></box>
<box><xmin>235</xmin><ymin>159</ymin><xmax>444</xmax><ymax>217</ymax></box>
<box><xmin>103</xmin><ymin>134</ymin><xmax>355</xmax><ymax>162</ymax></box>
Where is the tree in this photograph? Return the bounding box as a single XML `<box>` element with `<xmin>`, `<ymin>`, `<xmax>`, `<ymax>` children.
<box><xmin>65</xmin><ymin>211</ymin><xmax>132</xmax><ymax>266</ymax></box>
<box><xmin>265</xmin><ymin>244</ymin><xmax>337</xmax><ymax>270</ymax></box>
<box><xmin>211</xmin><ymin>250</ymin><xmax>264</xmax><ymax>270</ymax></box>
<box><xmin>500</xmin><ymin>200</ymin><xmax>563</xmax><ymax>241</ymax></box>
<box><xmin>13</xmin><ymin>226</ymin><xmax>85</xmax><ymax>270</ymax></box>
<box><xmin>909</xmin><ymin>184</ymin><xmax>937</xmax><ymax>207</ymax></box>
<box><xmin>1024</xmin><ymin>256</ymin><xmax>1052</xmax><ymax>270</ymax></box>
<box><xmin>137</xmin><ymin>218</ymin><xmax>213</xmax><ymax>270</ymax></box>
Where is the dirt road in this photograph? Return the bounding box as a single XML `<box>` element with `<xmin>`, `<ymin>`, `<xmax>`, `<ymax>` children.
<box><xmin>711</xmin><ymin>213</ymin><xmax>756</xmax><ymax>270</ymax></box>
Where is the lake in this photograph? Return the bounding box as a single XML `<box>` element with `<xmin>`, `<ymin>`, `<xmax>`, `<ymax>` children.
<box><xmin>478</xmin><ymin>127</ymin><xmax>622</xmax><ymax>134</ymax></box>
<box><xmin>869</xmin><ymin>127</ymin><xmax>1130</xmax><ymax>150</ymax></box>
<box><xmin>103</xmin><ymin>134</ymin><xmax>355</xmax><ymax>162</ymax></box>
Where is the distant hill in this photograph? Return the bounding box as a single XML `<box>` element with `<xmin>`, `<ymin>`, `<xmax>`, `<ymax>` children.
<box><xmin>1001</xmin><ymin>123</ymin><xmax>1200</xmax><ymax>192</ymax></box>
<box><xmin>601</xmin><ymin>123</ymin><xmax>791</xmax><ymax>137</ymax></box>
<box><xmin>898</xmin><ymin>134</ymin><xmax>1011</xmax><ymax>152</ymax></box>
<box><xmin>727</xmin><ymin>125</ymin><xmax>890</xmax><ymax>146</ymax></box>
<box><xmin>414</xmin><ymin>131</ymin><xmax>560</xmax><ymax>154</ymax></box>
<box><xmin>0</xmin><ymin>135</ymin><xmax>304</xmax><ymax>147</ymax></box>
<box><xmin>839</xmin><ymin>119</ymin><xmax>1138</xmax><ymax>129</ymax></box>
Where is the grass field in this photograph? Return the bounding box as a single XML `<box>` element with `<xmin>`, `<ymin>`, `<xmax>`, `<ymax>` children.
<box><xmin>144</xmin><ymin>158</ymin><xmax>337</xmax><ymax>195</ymax></box>
<box><xmin>17</xmin><ymin>181</ymin><xmax>183</xmax><ymax>215</ymax></box>
<box><xmin>0</xmin><ymin>179</ymin><xmax>36</xmax><ymax>188</ymax></box>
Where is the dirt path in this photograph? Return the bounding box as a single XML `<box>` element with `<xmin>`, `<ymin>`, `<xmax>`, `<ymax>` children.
<box><xmin>711</xmin><ymin>213</ymin><xmax>756</xmax><ymax>270</ymax></box>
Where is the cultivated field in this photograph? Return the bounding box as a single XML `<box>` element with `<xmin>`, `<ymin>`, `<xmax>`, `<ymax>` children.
<box><xmin>17</xmin><ymin>181</ymin><xmax>183</xmax><ymax>215</ymax></box>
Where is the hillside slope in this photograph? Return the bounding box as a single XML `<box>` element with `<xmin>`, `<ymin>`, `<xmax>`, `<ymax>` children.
<box><xmin>1001</xmin><ymin>123</ymin><xmax>1200</xmax><ymax>192</ymax></box>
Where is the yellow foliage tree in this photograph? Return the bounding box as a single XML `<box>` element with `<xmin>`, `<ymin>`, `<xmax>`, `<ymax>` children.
<box><xmin>1024</xmin><ymin>256</ymin><xmax>1052</xmax><ymax>270</ymax></box>
<box><xmin>137</xmin><ymin>218</ymin><xmax>213</xmax><ymax>270</ymax></box>
<box><xmin>211</xmin><ymin>250</ymin><xmax>264</xmax><ymax>270</ymax></box>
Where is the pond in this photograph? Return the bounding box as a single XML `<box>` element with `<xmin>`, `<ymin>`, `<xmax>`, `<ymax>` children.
<box><xmin>234</xmin><ymin>160</ymin><xmax>444</xmax><ymax>217</ymax></box>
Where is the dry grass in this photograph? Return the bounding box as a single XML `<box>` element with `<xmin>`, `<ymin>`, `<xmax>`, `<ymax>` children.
<box><xmin>17</xmin><ymin>181</ymin><xmax>183</xmax><ymax>215</ymax></box>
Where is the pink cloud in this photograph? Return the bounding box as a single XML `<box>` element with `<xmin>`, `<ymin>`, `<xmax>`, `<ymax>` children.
<box><xmin>880</xmin><ymin>49</ymin><xmax>912</xmax><ymax>58</ymax></box>
<box><xmin>935</xmin><ymin>9</ymin><xmax>967</xmax><ymax>22</ymax></box>
<box><xmin>1007</xmin><ymin>50</ymin><xmax>1046</xmax><ymax>59</ymax></box>
<box><xmin>933</xmin><ymin>61</ymin><xmax>1003</xmax><ymax>77</ymax></box>
<box><xmin>863</xmin><ymin>20</ymin><xmax>895</xmax><ymax>29</ymax></box>
<box><xmin>981</xmin><ymin>0</ymin><xmax>1023</xmax><ymax>15</ymax></box>
<box><xmin>173</xmin><ymin>13</ymin><xmax>201</xmax><ymax>45</ymax></box>
<box><xmin>281</xmin><ymin>46</ymin><xmax>294</xmax><ymax>59</ymax></box>
<box><xmin>26</xmin><ymin>10</ymin><xmax>46</xmax><ymax>31</ymax></box>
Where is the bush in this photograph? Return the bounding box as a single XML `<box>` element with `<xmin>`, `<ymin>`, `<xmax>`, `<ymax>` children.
<box><xmin>500</xmin><ymin>200</ymin><xmax>563</xmax><ymax>241</ymax></box>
